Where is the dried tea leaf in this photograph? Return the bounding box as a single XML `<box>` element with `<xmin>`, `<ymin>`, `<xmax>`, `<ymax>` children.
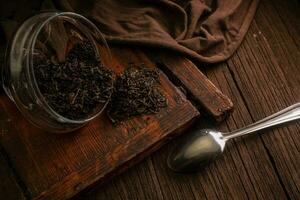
<box><xmin>107</xmin><ymin>66</ymin><xmax>167</xmax><ymax>123</ymax></box>
<box><xmin>34</xmin><ymin>41</ymin><xmax>114</xmax><ymax>120</ymax></box>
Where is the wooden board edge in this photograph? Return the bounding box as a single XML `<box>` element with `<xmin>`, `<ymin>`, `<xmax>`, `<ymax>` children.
<box><xmin>33</xmin><ymin>103</ymin><xmax>199</xmax><ymax>200</ymax></box>
<box><xmin>153</xmin><ymin>54</ymin><xmax>233</xmax><ymax>121</ymax></box>
<box><xmin>0</xmin><ymin>150</ymin><xmax>26</xmax><ymax>200</ymax></box>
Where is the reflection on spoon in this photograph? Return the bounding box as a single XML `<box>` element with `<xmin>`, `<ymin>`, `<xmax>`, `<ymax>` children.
<box><xmin>168</xmin><ymin>103</ymin><xmax>300</xmax><ymax>173</ymax></box>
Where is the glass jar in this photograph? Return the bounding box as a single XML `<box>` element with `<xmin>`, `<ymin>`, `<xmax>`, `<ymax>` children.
<box><xmin>2</xmin><ymin>12</ymin><xmax>112</xmax><ymax>133</ymax></box>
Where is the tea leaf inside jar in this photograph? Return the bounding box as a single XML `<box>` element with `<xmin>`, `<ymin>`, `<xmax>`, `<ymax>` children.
<box><xmin>33</xmin><ymin>41</ymin><xmax>114</xmax><ymax>120</ymax></box>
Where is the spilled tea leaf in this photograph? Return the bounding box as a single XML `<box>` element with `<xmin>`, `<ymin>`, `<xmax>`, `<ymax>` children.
<box><xmin>107</xmin><ymin>66</ymin><xmax>167</xmax><ymax>123</ymax></box>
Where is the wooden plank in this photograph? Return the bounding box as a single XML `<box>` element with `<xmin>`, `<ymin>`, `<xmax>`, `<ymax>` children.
<box><xmin>151</xmin><ymin>53</ymin><xmax>233</xmax><ymax>122</ymax></box>
<box><xmin>77</xmin><ymin>0</ymin><xmax>299</xmax><ymax>199</ymax></box>
<box><xmin>204</xmin><ymin>64</ymin><xmax>289</xmax><ymax>199</ymax></box>
<box><xmin>74</xmin><ymin>158</ymin><xmax>165</xmax><ymax>200</ymax></box>
<box><xmin>225</xmin><ymin>0</ymin><xmax>300</xmax><ymax>198</ymax></box>
<box><xmin>270</xmin><ymin>0</ymin><xmax>300</xmax><ymax>47</ymax></box>
<box><xmin>76</xmin><ymin>62</ymin><xmax>290</xmax><ymax>200</ymax></box>
<box><xmin>147</xmin><ymin>63</ymin><xmax>289</xmax><ymax>200</ymax></box>
<box><xmin>0</xmin><ymin>95</ymin><xmax>26</xmax><ymax>200</ymax></box>
<box><xmin>0</xmin><ymin>152</ymin><xmax>26</xmax><ymax>200</ymax></box>
<box><xmin>0</xmin><ymin>47</ymin><xmax>199</xmax><ymax>200</ymax></box>
<box><xmin>104</xmin><ymin>46</ymin><xmax>232</xmax><ymax>122</ymax></box>
<box><xmin>254</xmin><ymin>0</ymin><xmax>300</xmax><ymax>96</ymax></box>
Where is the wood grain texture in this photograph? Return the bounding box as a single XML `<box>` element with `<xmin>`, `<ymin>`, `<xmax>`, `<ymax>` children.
<box><xmin>103</xmin><ymin>44</ymin><xmax>233</xmax><ymax>122</ymax></box>
<box><xmin>226</xmin><ymin>0</ymin><xmax>300</xmax><ymax>198</ymax></box>
<box><xmin>75</xmin><ymin>0</ymin><xmax>300</xmax><ymax>199</ymax></box>
<box><xmin>0</xmin><ymin>151</ymin><xmax>25</xmax><ymax>200</ymax></box>
<box><xmin>1</xmin><ymin>0</ymin><xmax>299</xmax><ymax>199</ymax></box>
<box><xmin>0</xmin><ymin>47</ymin><xmax>199</xmax><ymax>200</ymax></box>
<box><xmin>154</xmin><ymin>54</ymin><xmax>233</xmax><ymax>121</ymax></box>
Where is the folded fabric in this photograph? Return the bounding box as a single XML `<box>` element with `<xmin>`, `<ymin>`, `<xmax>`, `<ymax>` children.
<box><xmin>0</xmin><ymin>0</ymin><xmax>259</xmax><ymax>64</ymax></box>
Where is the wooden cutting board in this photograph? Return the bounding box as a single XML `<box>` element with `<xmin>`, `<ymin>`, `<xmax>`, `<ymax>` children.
<box><xmin>0</xmin><ymin>46</ymin><xmax>232</xmax><ymax>200</ymax></box>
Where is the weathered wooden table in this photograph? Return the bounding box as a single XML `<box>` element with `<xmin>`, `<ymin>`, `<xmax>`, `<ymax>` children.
<box><xmin>1</xmin><ymin>0</ymin><xmax>299</xmax><ymax>199</ymax></box>
<box><xmin>73</xmin><ymin>0</ymin><xmax>300</xmax><ymax>199</ymax></box>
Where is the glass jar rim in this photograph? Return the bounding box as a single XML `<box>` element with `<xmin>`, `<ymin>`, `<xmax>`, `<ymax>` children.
<box><xmin>28</xmin><ymin>12</ymin><xmax>112</xmax><ymax>124</ymax></box>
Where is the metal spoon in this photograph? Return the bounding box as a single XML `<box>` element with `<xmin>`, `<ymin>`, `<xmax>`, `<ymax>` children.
<box><xmin>168</xmin><ymin>103</ymin><xmax>300</xmax><ymax>173</ymax></box>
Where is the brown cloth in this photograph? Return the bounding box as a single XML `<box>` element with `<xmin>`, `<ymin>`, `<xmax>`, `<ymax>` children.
<box><xmin>0</xmin><ymin>0</ymin><xmax>259</xmax><ymax>64</ymax></box>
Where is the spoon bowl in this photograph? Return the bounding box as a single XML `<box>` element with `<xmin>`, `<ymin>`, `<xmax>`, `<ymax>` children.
<box><xmin>168</xmin><ymin>129</ymin><xmax>226</xmax><ymax>173</ymax></box>
<box><xmin>168</xmin><ymin>103</ymin><xmax>300</xmax><ymax>173</ymax></box>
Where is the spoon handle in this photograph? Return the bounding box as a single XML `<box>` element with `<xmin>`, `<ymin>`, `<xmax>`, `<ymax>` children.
<box><xmin>223</xmin><ymin>103</ymin><xmax>300</xmax><ymax>140</ymax></box>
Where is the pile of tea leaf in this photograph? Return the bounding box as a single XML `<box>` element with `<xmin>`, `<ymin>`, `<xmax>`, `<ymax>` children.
<box><xmin>107</xmin><ymin>67</ymin><xmax>168</xmax><ymax>123</ymax></box>
<box><xmin>34</xmin><ymin>41</ymin><xmax>167</xmax><ymax>122</ymax></box>
<box><xmin>34</xmin><ymin>41</ymin><xmax>114</xmax><ymax>120</ymax></box>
